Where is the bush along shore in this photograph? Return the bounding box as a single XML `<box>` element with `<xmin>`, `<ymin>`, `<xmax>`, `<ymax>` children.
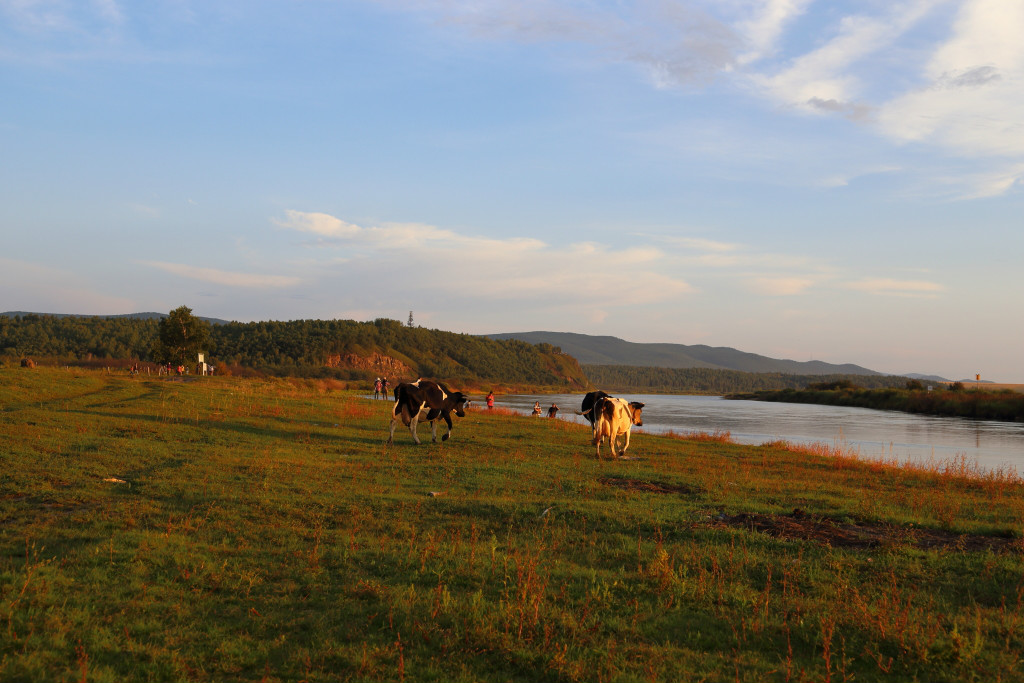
<box><xmin>2</xmin><ymin>367</ymin><xmax>1023</xmax><ymax>682</ymax></box>
<box><xmin>727</xmin><ymin>380</ymin><xmax>1024</xmax><ymax>422</ymax></box>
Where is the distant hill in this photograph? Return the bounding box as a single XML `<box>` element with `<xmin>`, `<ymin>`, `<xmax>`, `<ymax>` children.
<box><xmin>488</xmin><ymin>331</ymin><xmax>882</xmax><ymax>376</ymax></box>
<box><xmin>905</xmin><ymin>373</ymin><xmax>953</xmax><ymax>383</ymax></box>
<box><xmin>2</xmin><ymin>311</ymin><xmax>233</xmax><ymax>325</ymax></box>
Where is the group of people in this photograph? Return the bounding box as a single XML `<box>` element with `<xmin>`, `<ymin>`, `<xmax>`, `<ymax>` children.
<box><xmin>151</xmin><ymin>362</ymin><xmax>214</xmax><ymax>376</ymax></box>
<box><xmin>532</xmin><ymin>401</ymin><xmax>558</xmax><ymax>418</ymax></box>
<box><xmin>377</xmin><ymin>383</ymin><xmax>557</xmax><ymax>419</ymax></box>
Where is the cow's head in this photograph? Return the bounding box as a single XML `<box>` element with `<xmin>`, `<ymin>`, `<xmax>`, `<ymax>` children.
<box><xmin>628</xmin><ymin>402</ymin><xmax>645</xmax><ymax>426</ymax></box>
<box><xmin>451</xmin><ymin>392</ymin><xmax>469</xmax><ymax>418</ymax></box>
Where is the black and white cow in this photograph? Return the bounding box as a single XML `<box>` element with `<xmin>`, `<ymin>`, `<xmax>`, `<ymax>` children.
<box><xmin>578</xmin><ymin>390</ymin><xmax>611</xmax><ymax>428</ymax></box>
<box><xmin>386</xmin><ymin>379</ymin><xmax>470</xmax><ymax>445</ymax></box>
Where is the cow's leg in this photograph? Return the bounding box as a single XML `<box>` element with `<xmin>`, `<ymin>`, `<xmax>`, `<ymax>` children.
<box><xmin>430</xmin><ymin>418</ymin><xmax>439</xmax><ymax>443</ymax></box>
<box><xmin>387</xmin><ymin>416</ymin><xmax>399</xmax><ymax>444</ymax></box>
<box><xmin>408</xmin><ymin>403</ymin><xmax>428</xmax><ymax>445</ymax></box>
<box><xmin>409</xmin><ymin>415</ymin><xmax>421</xmax><ymax>445</ymax></box>
<box><xmin>386</xmin><ymin>402</ymin><xmax>403</xmax><ymax>444</ymax></box>
<box><xmin>620</xmin><ymin>430</ymin><xmax>632</xmax><ymax>457</ymax></box>
<box><xmin>439</xmin><ymin>413</ymin><xmax>454</xmax><ymax>441</ymax></box>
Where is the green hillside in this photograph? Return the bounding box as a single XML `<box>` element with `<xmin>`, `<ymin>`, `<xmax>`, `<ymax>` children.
<box><xmin>0</xmin><ymin>313</ymin><xmax>588</xmax><ymax>390</ymax></box>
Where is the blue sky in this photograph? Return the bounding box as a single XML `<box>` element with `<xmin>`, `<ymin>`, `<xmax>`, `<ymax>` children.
<box><xmin>2</xmin><ymin>0</ymin><xmax>1022</xmax><ymax>381</ymax></box>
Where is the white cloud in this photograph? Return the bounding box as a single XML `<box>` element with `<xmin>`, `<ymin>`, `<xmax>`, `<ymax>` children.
<box><xmin>381</xmin><ymin>0</ymin><xmax>1023</xmax><ymax>195</ymax></box>
<box><xmin>752</xmin><ymin>0</ymin><xmax>942</xmax><ymax>115</ymax></box>
<box><xmin>876</xmin><ymin>0</ymin><xmax>1024</xmax><ymax>157</ymax></box>
<box><xmin>280</xmin><ymin>210</ymin><xmax>693</xmax><ymax>308</ymax></box>
<box><xmin>276</xmin><ymin>211</ymin><xmax>364</xmax><ymax>238</ymax></box>
<box><xmin>277</xmin><ymin>210</ymin><xmax>546</xmax><ymax>253</ymax></box>
<box><xmin>141</xmin><ymin>261</ymin><xmax>302</xmax><ymax>289</ymax></box>
<box><xmin>735</xmin><ymin>0</ymin><xmax>815</xmax><ymax>65</ymax></box>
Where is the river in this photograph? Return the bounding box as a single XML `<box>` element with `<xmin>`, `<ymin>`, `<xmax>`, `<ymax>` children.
<box><xmin>498</xmin><ymin>393</ymin><xmax>1024</xmax><ymax>473</ymax></box>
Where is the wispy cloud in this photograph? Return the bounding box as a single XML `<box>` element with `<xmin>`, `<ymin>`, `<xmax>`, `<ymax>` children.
<box><xmin>141</xmin><ymin>261</ymin><xmax>302</xmax><ymax>289</ymax></box>
<box><xmin>381</xmin><ymin>0</ymin><xmax>1022</xmax><ymax>196</ymax></box>
<box><xmin>751</xmin><ymin>0</ymin><xmax>942</xmax><ymax>115</ymax></box>
<box><xmin>735</xmin><ymin>0</ymin><xmax>815</xmax><ymax>66</ymax></box>
<box><xmin>276</xmin><ymin>210</ymin><xmax>463</xmax><ymax>248</ymax></box>
<box><xmin>380</xmin><ymin>0</ymin><xmax>741</xmax><ymax>87</ymax></box>
<box><xmin>747</xmin><ymin>276</ymin><xmax>816</xmax><ymax>296</ymax></box>
<box><xmin>0</xmin><ymin>0</ymin><xmax>124</xmax><ymax>35</ymax></box>
<box><xmin>278</xmin><ymin>210</ymin><xmax>692</xmax><ymax>308</ymax></box>
<box><xmin>844</xmin><ymin>278</ymin><xmax>945</xmax><ymax>296</ymax></box>
<box><xmin>876</xmin><ymin>0</ymin><xmax>1024</xmax><ymax>159</ymax></box>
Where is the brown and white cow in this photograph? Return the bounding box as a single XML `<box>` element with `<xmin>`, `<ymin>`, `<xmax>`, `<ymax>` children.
<box><xmin>387</xmin><ymin>379</ymin><xmax>469</xmax><ymax>445</ymax></box>
<box><xmin>592</xmin><ymin>396</ymin><xmax>644</xmax><ymax>458</ymax></box>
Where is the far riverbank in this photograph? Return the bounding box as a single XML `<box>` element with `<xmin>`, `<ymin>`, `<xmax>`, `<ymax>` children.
<box><xmin>728</xmin><ymin>384</ymin><xmax>1024</xmax><ymax>422</ymax></box>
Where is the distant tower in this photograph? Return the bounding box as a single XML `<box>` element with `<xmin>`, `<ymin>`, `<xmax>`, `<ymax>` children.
<box><xmin>407</xmin><ymin>311</ymin><xmax>414</xmax><ymax>327</ymax></box>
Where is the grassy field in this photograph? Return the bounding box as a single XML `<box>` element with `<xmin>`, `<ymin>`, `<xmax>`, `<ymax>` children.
<box><xmin>2</xmin><ymin>368</ymin><xmax>1023</xmax><ymax>682</ymax></box>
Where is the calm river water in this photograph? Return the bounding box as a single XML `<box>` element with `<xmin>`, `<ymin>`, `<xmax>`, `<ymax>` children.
<box><xmin>499</xmin><ymin>393</ymin><xmax>1024</xmax><ymax>472</ymax></box>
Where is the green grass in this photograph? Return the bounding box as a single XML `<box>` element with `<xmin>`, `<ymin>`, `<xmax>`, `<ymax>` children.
<box><xmin>2</xmin><ymin>368</ymin><xmax>1023</xmax><ymax>682</ymax></box>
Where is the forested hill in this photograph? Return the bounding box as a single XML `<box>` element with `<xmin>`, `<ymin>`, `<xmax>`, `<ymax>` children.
<box><xmin>1</xmin><ymin>311</ymin><xmax>233</xmax><ymax>325</ymax></box>
<box><xmin>0</xmin><ymin>314</ymin><xmax>588</xmax><ymax>389</ymax></box>
<box><xmin>489</xmin><ymin>331</ymin><xmax>880</xmax><ymax>376</ymax></box>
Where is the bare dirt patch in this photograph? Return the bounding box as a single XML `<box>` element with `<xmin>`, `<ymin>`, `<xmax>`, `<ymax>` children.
<box><xmin>717</xmin><ymin>509</ymin><xmax>1021</xmax><ymax>552</ymax></box>
<box><xmin>599</xmin><ymin>476</ymin><xmax>701</xmax><ymax>495</ymax></box>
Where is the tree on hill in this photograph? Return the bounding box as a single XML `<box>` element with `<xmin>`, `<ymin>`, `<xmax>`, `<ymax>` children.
<box><xmin>155</xmin><ymin>306</ymin><xmax>211</xmax><ymax>367</ymax></box>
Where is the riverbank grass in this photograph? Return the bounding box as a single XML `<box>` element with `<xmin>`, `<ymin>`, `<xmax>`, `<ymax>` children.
<box><xmin>2</xmin><ymin>367</ymin><xmax>1023</xmax><ymax>681</ymax></box>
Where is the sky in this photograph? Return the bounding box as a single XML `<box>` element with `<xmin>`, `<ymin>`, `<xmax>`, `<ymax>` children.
<box><xmin>2</xmin><ymin>0</ymin><xmax>1022</xmax><ymax>381</ymax></box>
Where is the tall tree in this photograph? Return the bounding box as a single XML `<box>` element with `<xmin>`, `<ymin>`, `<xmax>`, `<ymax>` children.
<box><xmin>156</xmin><ymin>306</ymin><xmax>211</xmax><ymax>367</ymax></box>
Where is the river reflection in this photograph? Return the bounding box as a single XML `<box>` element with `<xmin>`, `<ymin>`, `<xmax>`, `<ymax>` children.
<box><xmin>497</xmin><ymin>393</ymin><xmax>1024</xmax><ymax>472</ymax></box>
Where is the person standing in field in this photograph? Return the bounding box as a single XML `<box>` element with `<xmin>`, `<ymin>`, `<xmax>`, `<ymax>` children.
<box><xmin>486</xmin><ymin>391</ymin><xmax>495</xmax><ymax>409</ymax></box>
<box><xmin>532</xmin><ymin>401</ymin><xmax>542</xmax><ymax>416</ymax></box>
<box><xmin>373</xmin><ymin>377</ymin><xmax>382</xmax><ymax>399</ymax></box>
<box><xmin>548</xmin><ymin>404</ymin><xmax>558</xmax><ymax>418</ymax></box>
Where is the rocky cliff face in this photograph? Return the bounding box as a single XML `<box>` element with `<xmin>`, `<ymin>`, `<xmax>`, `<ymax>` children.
<box><xmin>324</xmin><ymin>352</ymin><xmax>412</xmax><ymax>376</ymax></box>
